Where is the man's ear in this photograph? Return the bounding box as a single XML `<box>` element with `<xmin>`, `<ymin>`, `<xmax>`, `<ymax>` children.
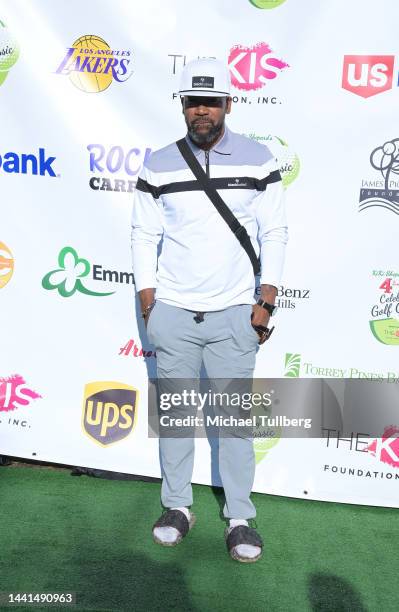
<box><xmin>225</xmin><ymin>97</ymin><xmax>232</xmax><ymax>114</ymax></box>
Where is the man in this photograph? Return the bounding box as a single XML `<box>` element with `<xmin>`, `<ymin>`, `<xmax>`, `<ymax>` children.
<box><xmin>131</xmin><ymin>58</ymin><xmax>288</xmax><ymax>563</ymax></box>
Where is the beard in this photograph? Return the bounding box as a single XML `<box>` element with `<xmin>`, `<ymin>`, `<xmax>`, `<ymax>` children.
<box><xmin>186</xmin><ymin>117</ymin><xmax>225</xmax><ymax>146</ymax></box>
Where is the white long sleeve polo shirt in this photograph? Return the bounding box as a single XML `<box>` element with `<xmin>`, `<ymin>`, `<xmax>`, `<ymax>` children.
<box><xmin>131</xmin><ymin>126</ymin><xmax>288</xmax><ymax>311</ymax></box>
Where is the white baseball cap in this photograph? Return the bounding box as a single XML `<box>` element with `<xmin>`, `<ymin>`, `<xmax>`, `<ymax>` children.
<box><xmin>178</xmin><ymin>57</ymin><xmax>231</xmax><ymax>97</ymax></box>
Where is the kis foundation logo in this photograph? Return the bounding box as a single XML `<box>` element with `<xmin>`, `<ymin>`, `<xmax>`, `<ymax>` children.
<box><xmin>228</xmin><ymin>42</ymin><xmax>289</xmax><ymax>94</ymax></box>
<box><xmin>55</xmin><ymin>35</ymin><xmax>132</xmax><ymax>93</ymax></box>
<box><xmin>359</xmin><ymin>138</ymin><xmax>399</xmax><ymax>216</ymax></box>
<box><xmin>0</xmin><ymin>374</ymin><xmax>41</xmax><ymax>412</ymax></box>
<box><xmin>88</xmin><ymin>144</ymin><xmax>152</xmax><ymax>194</ymax></box>
<box><xmin>342</xmin><ymin>55</ymin><xmax>395</xmax><ymax>98</ymax></box>
<box><xmin>0</xmin><ymin>242</ymin><xmax>14</xmax><ymax>289</ymax></box>
<box><xmin>82</xmin><ymin>381</ymin><xmax>138</xmax><ymax>446</ymax></box>
<box><xmin>42</xmin><ymin>246</ymin><xmax>134</xmax><ymax>298</ymax></box>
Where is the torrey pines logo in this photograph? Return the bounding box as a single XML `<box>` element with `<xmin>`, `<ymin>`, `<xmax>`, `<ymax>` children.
<box><xmin>0</xmin><ymin>20</ymin><xmax>19</xmax><ymax>87</ymax></box>
<box><xmin>55</xmin><ymin>35</ymin><xmax>132</xmax><ymax>93</ymax></box>
<box><xmin>82</xmin><ymin>381</ymin><xmax>138</xmax><ymax>446</ymax></box>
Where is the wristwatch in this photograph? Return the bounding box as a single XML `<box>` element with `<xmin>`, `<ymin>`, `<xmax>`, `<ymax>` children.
<box><xmin>256</xmin><ymin>299</ymin><xmax>278</xmax><ymax>316</ymax></box>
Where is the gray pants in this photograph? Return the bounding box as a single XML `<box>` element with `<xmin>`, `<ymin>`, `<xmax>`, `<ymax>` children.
<box><xmin>147</xmin><ymin>299</ymin><xmax>259</xmax><ymax>519</ymax></box>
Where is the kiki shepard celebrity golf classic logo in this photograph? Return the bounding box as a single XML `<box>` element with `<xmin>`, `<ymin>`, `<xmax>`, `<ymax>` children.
<box><xmin>249</xmin><ymin>0</ymin><xmax>287</xmax><ymax>7</ymax></box>
<box><xmin>82</xmin><ymin>381</ymin><xmax>138</xmax><ymax>446</ymax></box>
<box><xmin>54</xmin><ymin>35</ymin><xmax>132</xmax><ymax>93</ymax></box>
<box><xmin>0</xmin><ymin>242</ymin><xmax>14</xmax><ymax>289</ymax></box>
<box><xmin>0</xmin><ymin>20</ymin><xmax>19</xmax><ymax>87</ymax></box>
<box><xmin>42</xmin><ymin>246</ymin><xmax>134</xmax><ymax>298</ymax></box>
<box><xmin>359</xmin><ymin>138</ymin><xmax>399</xmax><ymax>215</ymax></box>
<box><xmin>369</xmin><ymin>271</ymin><xmax>399</xmax><ymax>346</ymax></box>
<box><xmin>246</xmin><ymin>134</ymin><xmax>300</xmax><ymax>188</ymax></box>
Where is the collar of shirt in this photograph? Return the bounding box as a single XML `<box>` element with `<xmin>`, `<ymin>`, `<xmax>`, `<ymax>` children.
<box><xmin>184</xmin><ymin>125</ymin><xmax>233</xmax><ymax>157</ymax></box>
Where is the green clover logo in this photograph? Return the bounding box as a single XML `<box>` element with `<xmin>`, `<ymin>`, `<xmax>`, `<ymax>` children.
<box><xmin>42</xmin><ymin>246</ymin><xmax>115</xmax><ymax>297</ymax></box>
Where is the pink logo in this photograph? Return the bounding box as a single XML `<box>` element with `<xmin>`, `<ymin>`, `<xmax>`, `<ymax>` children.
<box><xmin>342</xmin><ymin>55</ymin><xmax>395</xmax><ymax>98</ymax></box>
<box><xmin>228</xmin><ymin>42</ymin><xmax>289</xmax><ymax>91</ymax></box>
<box><xmin>118</xmin><ymin>339</ymin><xmax>156</xmax><ymax>358</ymax></box>
<box><xmin>367</xmin><ymin>426</ymin><xmax>399</xmax><ymax>468</ymax></box>
<box><xmin>0</xmin><ymin>374</ymin><xmax>42</xmax><ymax>412</ymax></box>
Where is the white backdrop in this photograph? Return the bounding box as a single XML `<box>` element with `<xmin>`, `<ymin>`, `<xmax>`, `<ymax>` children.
<box><xmin>1</xmin><ymin>0</ymin><xmax>399</xmax><ymax>507</ymax></box>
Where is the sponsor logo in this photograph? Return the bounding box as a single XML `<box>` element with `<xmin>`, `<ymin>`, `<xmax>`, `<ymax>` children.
<box><xmin>119</xmin><ymin>339</ymin><xmax>156</xmax><ymax>358</ymax></box>
<box><xmin>342</xmin><ymin>55</ymin><xmax>395</xmax><ymax>98</ymax></box>
<box><xmin>0</xmin><ymin>374</ymin><xmax>41</xmax><ymax>412</ymax></box>
<box><xmin>0</xmin><ymin>242</ymin><xmax>14</xmax><ymax>289</ymax></box>
<box><xmin>256</xmin><ymin>285</ymin><xmax>310</xmax><ymax>309</ymax></box>
<box><xmin>88</xmin><ymin>144</ymin><xmax>152</xmax><ymax>194</ymax></box>
<box><xmin>228</xmin><ymin>42</ymin><xmax>289</xmax><ymax>92</ymax></box>
<box><xmin>323</xmin><ymin>428</ymin><xmax>399</xmax><ymax>473</ymax></box>
<box><xmin>249</xmin><ymin>0</ymin><xmax>287</xmax><ymax>7</ymax></box>
<box><xmin>369</xmin><ymin>271</ymin><xmax>399</xmax><ymax>345</ymax></box>
<box><xmin>192</xmin><ymin>75</ymin><xmax>214</xmax><ymax>88</ymax></box>
<box><xmin>0</xmin><ymin>148</ymin><xmax>57</xmax><ymax>177</ymax></box>
<box><xmin>246</xmin><ymin>134</ymin><xmax>300</xmax><ymax>188</ymax></box>
<box><xmin>227</xmin><ymin>179</ymin><xmax>248</xmax><ymax>187</ymax></box>
<box><xmin>55</xmin><ymin>35</ymin><xmax>133</xmax><ymax>93</ymax></box>
<box><xmin>42</xmin><ymin>246</ymin><xmax>134</xmax><ymax>298</ymax></box>
<box><xmin>82</xmin><ymin>381</ymin><xmax>138</xmax><ymax>446</ymax></box>
<box><xmin>284</xmin><ymin>352</ymin><xmax>399</xmax><ymax>381</ymax></box>
<box><xmin>359</xmin><ymin>138</ymin><xmax>399</xmax><ymax>215</ymax></box>
<box><xmin>0</xmin><ymin>20</ymin><xmax>19</xmax><ymax>87</ymax></box>
<box><xmin>169</xmin><ymin>47</ymin><xmax>289</xmax><ymax>105</ymax></box>
<box><xmin>284</xmin><ymin>353</ymin><xmax>301</xmax><ymax>377</ymax></box>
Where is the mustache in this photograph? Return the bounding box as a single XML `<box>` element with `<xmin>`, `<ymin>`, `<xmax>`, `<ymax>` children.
<box><xmin>191</xmin><ymin>119</ymin><xmax>214</xmax><ymax>127</ymax></box>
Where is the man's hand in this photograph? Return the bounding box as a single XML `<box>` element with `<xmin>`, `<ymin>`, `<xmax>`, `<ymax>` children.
<box><xmin>250</xmin><ymin>284</ymin><xmax>277</xmax><ymax>344</ymax></box>
<box><xmin>139</xmin><ymin>288</ymin><xmax>155</xmax><ymax>328</ymax></box>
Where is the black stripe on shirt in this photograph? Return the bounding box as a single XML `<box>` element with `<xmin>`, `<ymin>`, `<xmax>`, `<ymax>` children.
<box><xmin>136</xmin><ymin>170</ymin><xmax>282</xmax><ymax>198</ymax></box>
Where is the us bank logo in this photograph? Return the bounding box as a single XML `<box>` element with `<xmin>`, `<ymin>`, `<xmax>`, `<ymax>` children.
<box><xmin>0</xmin><ymin>148</ymin><xmax>58</xmax><ymax>177</ymax></box>
<box><xmin>82</xmin><ymin>381</ymin><xmax>138</xmax><ymax>446</ymax></box>
<box><xmin>42</xmin><ymin>246</ymin><xmax>134</xmax><ymax>298</ymax></box>
<box><xmin>342</xmin><ymin>55</ymin><xmax>396</xmax><ymax>98</ymax></box>
<box><xmin>0</xmin><ymin>20</ymin><xmax>19</xmax><ymax>87</ymax></box>
<box><xmin>55</xmin><ymin>35</ymin><xmax>132</xmax><ymax>93</ymax></box>
<box><xmin>0</xmin><ymin>242</ymin><xmax>14</xmax><ymax>289</ymax></box>
<box><xmin>228</xmin><ymin>42</ymin><xmax>289</xmax><ymax>93</ymax></box>
<box><xmin>359</xmin><ymin>139</ymin><xmax>399</xmax><ymax>215</ymax></box>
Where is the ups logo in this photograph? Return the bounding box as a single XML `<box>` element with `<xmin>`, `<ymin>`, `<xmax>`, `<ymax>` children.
<box><xmin>82</xmin><ymin>381</ymin><xmax>138</xmax><ymax>446</ymax></box>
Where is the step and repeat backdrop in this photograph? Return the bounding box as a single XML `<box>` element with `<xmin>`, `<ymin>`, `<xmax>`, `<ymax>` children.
<box><xmin>1</xmin><ymin>0</ymin><xmax>398</xmax><ymax>507</ymax></box>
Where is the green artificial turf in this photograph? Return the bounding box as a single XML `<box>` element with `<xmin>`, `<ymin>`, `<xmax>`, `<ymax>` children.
<box><xmin>0</xmin><ymin>465</ymin><xmax>398</xmax><ymax>611</ymax></box>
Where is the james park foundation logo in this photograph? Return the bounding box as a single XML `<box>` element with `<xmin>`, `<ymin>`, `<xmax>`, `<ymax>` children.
<box><xmin>82</xmin><ymin>381</ymin><xmax>138</xmax><ymax>446</ymax></box>
<box><xmin>42</xmin><ymin>246</ymin><xmax>134</xmax><ymax>298</ymax></box>
<box><xmin>359</xmin><ymin>139</ymin><xmax>399</xmax><ymax>215</ymax></box>
<box><xmin>0</xmin><ymin>242</ymin><xmax>14</xmax><ymax>289</ymax></box>
<box><xmin>246</xmin><ymin>134</ymin><xmax>299</xmax><ymax>188</ymax></box>
<box><xmin>369</xmin><ymin>271</ymin><xmax>399</xmax><ymax>346</ymax></box>
<box><xmin>0</xmin><ymin>20</ymin><xmax>19</xmax><ymax>87</ymax></box>
<box><xmin>0</xmin><ymin>374</ymin><xmax>41</xmax><ymax>412</ymax></box>
<box><xmin>55</xmin><ymin>35</ymin><xmax>132</xmax><ymax>93</ymax></box>
<box><xmin>249</xmin><ymin>0</ymin><xmax>287</xmax><ymax>8</ymax></box>
<box><xmin>88</xmin><ymin>143</ymin><xmax>152</xmax><ymax>194</ymax></box>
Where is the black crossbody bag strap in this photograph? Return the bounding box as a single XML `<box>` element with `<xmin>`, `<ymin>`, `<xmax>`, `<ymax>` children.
<box><xmin>176</xmin><ymin>138</ymin><xmax>260</xmax><ymax>275</ymax></box>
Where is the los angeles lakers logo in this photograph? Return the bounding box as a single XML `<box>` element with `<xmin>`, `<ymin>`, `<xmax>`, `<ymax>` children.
<box><xmin>55</xmin><ymin>35</ymin><xmax>133</xmax><ymax>93</ymax></box>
